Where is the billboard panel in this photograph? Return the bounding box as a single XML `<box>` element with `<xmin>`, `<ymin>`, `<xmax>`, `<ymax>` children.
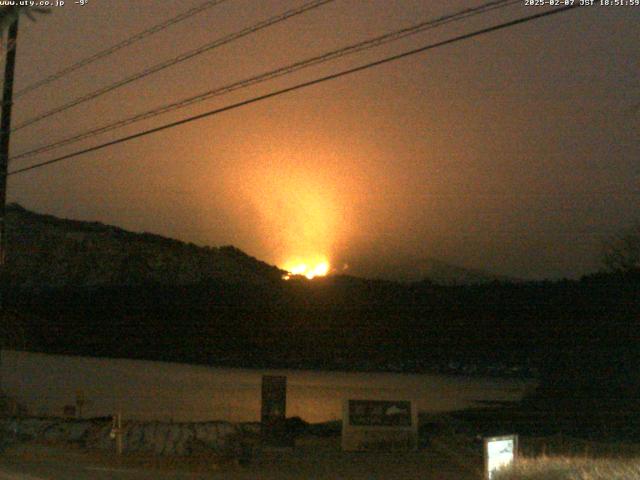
<box><xmin>342</xmin><ymin>399</ymin><xmax>417</xmax><ymax>451</ymax></box>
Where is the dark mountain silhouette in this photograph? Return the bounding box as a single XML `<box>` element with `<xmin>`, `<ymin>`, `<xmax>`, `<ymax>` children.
<box><xmin>3</xmin><ymin>204</ymin><xmax>512</xmax><ymax>287</ymax></box>
<box><xmin>347</xmin><ymin>256</ymin><xmax>519</xmax><ymax>285</ymax></box>
<box><xmin>3</xmin><ymin>203</ymin><xmax>284</xmax><ymax>287</ymax></box>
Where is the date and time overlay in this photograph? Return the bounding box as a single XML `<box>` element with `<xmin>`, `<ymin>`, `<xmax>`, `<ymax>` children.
<box><xmin>525</xmin><ymin>0</ymin><xmax>639</xmax><ymax>6</ymax></box>
<box><xmin>4</xmin><ymin>0</ymin><xmax>639</xmax><ymax>9</ymax></box>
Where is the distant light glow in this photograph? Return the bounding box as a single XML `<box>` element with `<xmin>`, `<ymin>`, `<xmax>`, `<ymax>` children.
<box><xmin>228</xmin><ymin>153</ymin><xmax>355</xmax><ymax>281</ymax></box>
<box><xmin>282</xmin><ymin>257</ymin><xmax>330</xmax><ymax>280</ymax></box>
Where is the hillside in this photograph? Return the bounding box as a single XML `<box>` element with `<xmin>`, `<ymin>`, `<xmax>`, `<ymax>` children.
<box><xmin>3</xmin><ymin>204</ymin><xmax>283</xmax><ymax>287</ymax></box>
<box><xmin>3</xmin><ymin>204</ymin><xmax>515</xmax><ymax>287</ymax></box>
<box><xmin>349</xmin><ymin>256</ymin><xmax>518</xmax><ymax>285</ymax></box>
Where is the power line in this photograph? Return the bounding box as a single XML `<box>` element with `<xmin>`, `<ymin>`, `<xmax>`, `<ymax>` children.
<box><xmin>8</xmin><ymin>4</ymin><xmax>582</xmax><ymax>177</ymax></box>
<box><xmin>12</xmin><ymin>0</ymin><xmax>335</xmax><ymax>132</ymax></box>
<box><xmin>11</xmin><ymin>0</ymin><xmax>519</xmax><ymax>163</ymax></box>
<box><xmin>12</xmin><ymin>0</ymin><xmax>230</xmax><ymax>99</ymax></box>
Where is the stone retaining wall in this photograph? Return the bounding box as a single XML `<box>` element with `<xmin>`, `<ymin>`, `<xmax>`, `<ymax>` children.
<box><xmin>0</xmin><ymin>418</ymin><xmax>261</xmax><ymax>456</ymax></box>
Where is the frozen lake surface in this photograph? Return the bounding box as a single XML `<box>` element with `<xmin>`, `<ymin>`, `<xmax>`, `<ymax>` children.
<box><xmin>2</xmin><ymin>350</ymin><xmax>534</xmax><ymax>423</ymax></box>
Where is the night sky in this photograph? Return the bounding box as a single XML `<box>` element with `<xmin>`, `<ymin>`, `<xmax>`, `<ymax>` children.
<box><xmin>5</xmin><ymin>0</ymin><xmax>639</xmax><ymax>280</ymax></box>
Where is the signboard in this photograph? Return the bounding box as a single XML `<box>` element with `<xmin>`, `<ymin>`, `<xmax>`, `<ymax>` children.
<box><xmin>484</xmin><ymin>435</ymin><xmax>518</xmax><ymax>479</ymax></box>
<box><xmin>342</xmin><ymin>399</ymin><xmax>418</xmax><ymax>451</ymax></box>
<box><xmin>261</xmin><ymin>375</ymin><xmax>290</xmax><ymax>447</ymax></box>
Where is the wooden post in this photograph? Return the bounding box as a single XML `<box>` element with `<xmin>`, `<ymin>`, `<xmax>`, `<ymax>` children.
<box><xmin>75</xmin><ymin>390</ymin><xmax>85</xmax><ymax>419</ymax></box>
<box><xmin>111</xmin><ymin>411</ymin><xmax>123</xmax><ymax>455</ymax></box>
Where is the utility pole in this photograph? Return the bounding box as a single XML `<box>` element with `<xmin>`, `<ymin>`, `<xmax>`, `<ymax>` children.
<box><xmin>0</xmin><ymin>15</ymin><xmax>19</xmax><ymax>399</ymax></box>
<box><xmin>0</xmin><ymin>16</ymin><xmax>19</xmax><ymax>272</ymax></box>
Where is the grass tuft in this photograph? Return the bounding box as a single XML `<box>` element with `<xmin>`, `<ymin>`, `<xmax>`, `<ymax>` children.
<box><xmin>494</xmin><ymin>456</ymin><xmax>640</xmax><ymax>480</ymax></box>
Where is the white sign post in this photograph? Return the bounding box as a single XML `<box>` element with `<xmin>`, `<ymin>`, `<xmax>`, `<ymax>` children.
<box><xmin>484</xmin><ymin>435</ymin><xmax>518</xmax><ymax>479</ymax></box>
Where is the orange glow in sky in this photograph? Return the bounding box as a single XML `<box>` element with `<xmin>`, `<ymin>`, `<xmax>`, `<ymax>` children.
<box><xmin>225</xmin><ymin>147</ymin><xmax>356</xmax><ymax>279</ymax></box>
